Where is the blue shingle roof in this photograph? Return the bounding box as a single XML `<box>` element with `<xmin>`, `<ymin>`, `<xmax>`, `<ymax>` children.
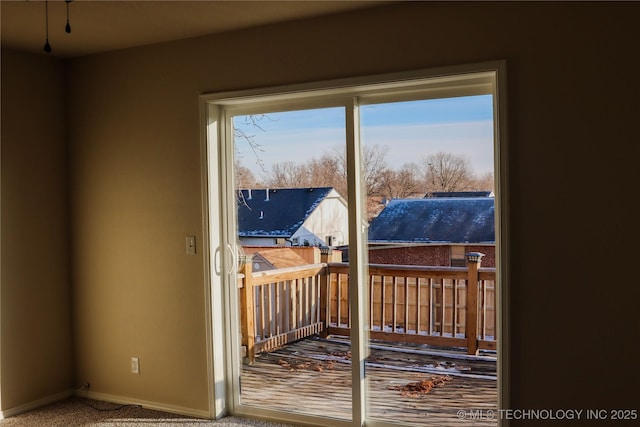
<box><xmin>368</xmin><ymin>197</ymin><xmax>495</xmax><ymax>243</ymax></box>
<box><xmin>427</xmin><ymin>191</ymin><xmax>494</xmax><ymax>198</ymax></box>
<box><xmin>237</xmin><ymin>187</ymin><xmax>334</xmax><ymax>238</ymax></box>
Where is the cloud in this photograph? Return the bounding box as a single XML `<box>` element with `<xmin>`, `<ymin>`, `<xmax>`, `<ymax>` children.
<box><xmin>362</xmin><ymin>121</ymin><xmax>495</xmax><ymax>174</ymax></box>
<box><xmin>237</xmin><ymin>120</ymin><xmax>494</xmax><ymax>177</ymax></box>
<box><xmin>233</xmin><ymin>95</ymin><xmax>495</xmax><ymax>177</ymax></box>
<box><xmin>235</xmin><ymin>126</ymin><xmax>345</xmax><ymax>173</ymax></box>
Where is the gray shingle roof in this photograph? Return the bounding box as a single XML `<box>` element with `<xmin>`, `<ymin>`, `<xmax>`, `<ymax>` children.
<box><xmin>427</xmin><ymin>191</ymin><xmax>494</xmax><ymax>198</ymax></box>
<box><xmin>237</xmin><ymin>187</ymin><xmax>334</xmax><ymax>238</ymax></box>
<box><xmin>368</xmin><ymin>197</ymin><xmax>495</xmax><ymax>243</ymax></box>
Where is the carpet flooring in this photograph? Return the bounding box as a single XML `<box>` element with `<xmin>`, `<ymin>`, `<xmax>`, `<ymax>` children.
<box><xmin>0</xmin><ymin>397</ymin><xmax>300</xmax><ymax>427</ymax></box>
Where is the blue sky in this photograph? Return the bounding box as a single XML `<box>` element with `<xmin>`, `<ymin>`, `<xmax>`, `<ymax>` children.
<box><xmin>233</xmin><ymin>95</ymin><xmax>494</xmax><ymax>178</ymax></box>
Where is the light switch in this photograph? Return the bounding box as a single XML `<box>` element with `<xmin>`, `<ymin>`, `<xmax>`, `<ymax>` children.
<box><xmin>186</xmin><ymin>235</ymin><xmax>196</xmax><ymax>255</ymax></box>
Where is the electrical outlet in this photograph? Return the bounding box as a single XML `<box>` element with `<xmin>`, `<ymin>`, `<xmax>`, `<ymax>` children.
<box><xmin>131</xmin><ymin>357</ymin><xmax>140</xmax><ymax>374</ymax></box>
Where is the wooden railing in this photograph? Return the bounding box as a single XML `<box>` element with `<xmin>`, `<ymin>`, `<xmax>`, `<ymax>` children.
<box><xmin>239</xmin><ymin>252</ymin><xmax>495</xmax><ymax>363</ymax></box>
<box><xmin>239</xmin><ymin>261</ymin><xmax>327</xmax><ymax>363</ymax></box>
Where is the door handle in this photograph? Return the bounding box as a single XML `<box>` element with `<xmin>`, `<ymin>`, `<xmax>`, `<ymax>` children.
<box><xmin>226</xmin><ymin>243</ymin><xmax>236</xmax><ymax>275</ymax></box>
<box><xmin>214</xmin><ymin>247</ymin><xmax>221</xmax><ymax>275</ymax></box>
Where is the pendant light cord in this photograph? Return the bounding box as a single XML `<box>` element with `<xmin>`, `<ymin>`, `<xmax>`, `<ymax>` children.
<box><xmin>43</xmin><ymin>1</ymin><xmax>74</xmax><ymax>53</ymax></box>
<box><xmin>43</xmin><ymin>0</ymin><xmax>51</xmax><ymax>53</ymax></box>
<box><xmin>66</xmin><ymin>0</ymin><xmax>72</xmax><ymax>33</ymax></box>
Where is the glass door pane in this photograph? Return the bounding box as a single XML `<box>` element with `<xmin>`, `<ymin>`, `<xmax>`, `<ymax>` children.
<box><xmin>360</xmin><ymin>96</ymin><xmax>498</xmax><ymax>426</ymax></box>
<box><xmin>231</xmin><ymin>107</ymin><xmax>352</xmax><ymax>421</ymax></box>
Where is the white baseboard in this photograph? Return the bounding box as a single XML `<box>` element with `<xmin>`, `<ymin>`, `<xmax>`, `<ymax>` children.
<box><xmin>0</xmin><ymin>389</ymin><xmax>74</xmax><ymax>419</ymax></box>
<box><xmin>80</xmin><ymin>390</ymin><xmax>212</xmax><ymax>419</ymax></box>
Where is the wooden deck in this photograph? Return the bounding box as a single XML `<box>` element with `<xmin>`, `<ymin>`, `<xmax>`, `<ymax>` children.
<box><xmin>240</xmin><ymin>336</ymin><xmax>497</xmax><ymax>426</ymax></box>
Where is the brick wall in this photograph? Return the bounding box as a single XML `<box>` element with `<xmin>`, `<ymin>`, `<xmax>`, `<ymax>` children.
<box><xmin>368</xmin><ymin>245</ymin><xmax>495</xmax><ymax>268</ymax></box>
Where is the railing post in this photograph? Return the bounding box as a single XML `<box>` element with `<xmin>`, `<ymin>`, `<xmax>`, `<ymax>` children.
<box><xmin>239</xmin><ymin>255</ymin><xmax>255</xmax><ymax>364</ymax></box>
<box><xmin>466</xmin><ymin>252</ymin><xmax>484</xmax><ymax>356</ymax></box>
<box><xmin>319</xmin><ymin>247</ymin><xmax>332</xmax><ymax>337</ymax></box>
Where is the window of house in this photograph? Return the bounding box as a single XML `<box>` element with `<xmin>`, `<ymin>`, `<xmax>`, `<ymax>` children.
<box><xmin>202</xmin><ymin>62</ymin><xmax>508</xmax><ymax>426</ymax></box>
<box><xmin>451</xmin><ymin>245</ymin><xmax>467</xmax><ymax>267</ymax></box>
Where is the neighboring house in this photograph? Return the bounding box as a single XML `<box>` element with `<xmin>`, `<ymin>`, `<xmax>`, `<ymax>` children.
<box><xmin>242</xmin><ymin>246</ymin><xmax>343</xmax><ymax>272</ymax></box>
<box><xmin>238</xmin><ymin>250</ymin><xmax>277</xmax><ymax>272</ymax></box>
<box><xmin>237</xmin><ymin>187</ymin><xmax>348</xmax><ymax>247</ymax></box>
<box><xmin>368</xmin><ymin>194</ymin><xmax>495</xmax><ymax>267</ymax></box>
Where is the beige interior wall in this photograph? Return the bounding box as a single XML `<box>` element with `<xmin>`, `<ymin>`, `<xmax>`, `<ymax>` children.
<box><xmin>1</xmin><ymin>49</ymin><xmax>73</xmax><ymax>410</ymax></box>
<box><xmin>65</xmin><ymin>47</ymin><xmax>210</xmax><ymax>412</ymax></box>
<box><xmin>1</xmin><ymin>0</ymin><xmax>638</xmax><ymax>419</ymax></box>
<box><xmin>67</xmin><ymin>0</ymin><xmax>640</xmax><ymax>416</ymax></box>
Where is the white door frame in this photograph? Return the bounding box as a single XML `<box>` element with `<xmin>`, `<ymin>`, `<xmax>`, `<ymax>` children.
<box><xmin>199</xmin><ymin>60</ymin><xmax>509</xmax><ymax>426</ymax></box>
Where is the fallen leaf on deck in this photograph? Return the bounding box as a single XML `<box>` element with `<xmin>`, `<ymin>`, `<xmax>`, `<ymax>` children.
<box><xmin>389</xmin><ymin>375</ymin><xmax>452</xmax><ymax>397</ymax></box>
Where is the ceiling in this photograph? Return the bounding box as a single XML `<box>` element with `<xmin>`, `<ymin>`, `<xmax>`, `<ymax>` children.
<box><xmin>1</xmin><ymin>0</ymin><xmax>388</xmax><ymax>58</ymax></box>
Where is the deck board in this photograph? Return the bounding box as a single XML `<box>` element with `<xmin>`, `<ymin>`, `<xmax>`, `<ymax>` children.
<box><xmin>240</xmin><ymin>336</ymin><xmax>497</xmax><ymax>426</ymax></box>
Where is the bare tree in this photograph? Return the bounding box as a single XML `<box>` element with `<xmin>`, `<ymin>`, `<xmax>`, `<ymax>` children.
<box><xmin>233</xmin><ymin>114</ymin><xmax>272</xmax><ymax>174</ymax></box>
<box><xmin>307</xmin><ymin>154</ymin><xmax>347</xmax><ymax>196</ymax></box>
<box><xmin>252</xmin><ymin>147</ymin><xmax>493</xmax><ymax>208</ymax></box>
<box><xmin>472</xmin><ymin>171</ymin><xmax>495</xmax><ymax>192</ymax></box>
<box><xmin>234</xmin><ymin>114</ymin><xmax>283</xmax><ymax>193</ymax></box>
<box><xmin>379</xmin><ymin>163</ymin><xmax>423</xmax><ymax>199</ymax></box>
<box><xmin>362</xmin><ymin>144</ymin><xmax>390</xmax><ymax>196</ymax></box>
<box><xmin>263</xmin><ymin>145</ymin><xmax>389</xmax><ymax>201</ymax></box>
<box><xmin>422</xmin><ymin>152</ymin><xmax>476</xmax><ymax>193</ymax></box>
<box><xmin>235</xmin><ymin>163</ymin><xmax>262</xmax><ymax>189</ymax></box>
<box><xmin>264</xmin><ymin>161</ymin><xmax>310</xmax><ymax>188</ymax></box>
<box><xmin>334</xmin><ymin>144</ymin><xmax>389</xmax><ymax>196</ymax></box>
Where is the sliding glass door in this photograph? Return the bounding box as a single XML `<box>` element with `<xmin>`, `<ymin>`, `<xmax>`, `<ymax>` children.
<box><xmin>231</xmin><ymin>106</ymin><xmax>353</xmax><ymax>421</ymax></box>
<box><xmin>360</xmin><ymin>96</ymin><xmax>498</xmax><ymax>426</ymax></box>
<box><xmin>203</xmin><ymin>62</ymin><xmax>506</xmax><ymax>427</ymax></box>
